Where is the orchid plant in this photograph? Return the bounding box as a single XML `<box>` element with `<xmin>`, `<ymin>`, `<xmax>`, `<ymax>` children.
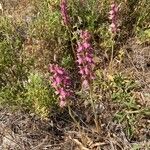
<box><xmin>60</xmin><ymin>0</ymin><xmax>70</xmax><ymax>25</ymax></box>
<box><xmin>49</xmin><ymin>64</ymin><xmax>72</xmax><ymax>107</ymax></box>
<box><xmin>76</xmin><ymin>30</ymin><xmax>95</xmax><ymax>89</ymax></box>
<box><xmin>109</xmin><ymin>3</ymin><xmax>119</xmax><ymax>35</ymax></box>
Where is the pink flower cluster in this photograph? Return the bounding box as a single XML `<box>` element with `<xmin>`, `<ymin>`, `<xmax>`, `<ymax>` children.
<box><xmin>76</xmin><ymin>30</ymin><xmax>95</xmax><ymax>89</ymax></box>
<box><xmin>60</xmin><ymin>0</ymin><xmax>70</xmax><ymax>25</ymax></box>
<box><xmin>49</xmin><ymin>64</ymin><xmax>72</xmax><ymax>107</ymax></box>
<box><xmin>109</xmin><ymin>3</ymin><xmax>119</xmax><ymax>34</ymax></box>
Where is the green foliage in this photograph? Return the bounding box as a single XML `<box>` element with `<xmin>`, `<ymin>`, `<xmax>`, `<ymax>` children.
<box><xmin>135</xmin><ymin>0</ymin><xmax>150</xmax><ymax>28</ymax></box>
<box><xmin>135</xmin><ymin>28</ymin><xmax>150</xmax><ymax>43</ymax></box>
<box><xmin>0</xmin><ymin>16</ymin><xmax>32</xmax><ymax>107</ymax></box>
<box><xmin>24</xmin><ymin>72</ymin><xmax>56</xmax><ymax>117</ymax></box>
<box><xmin>93</xmin><ymin>70</ymin><xmax>149</xmax><ymax>140</ymax></box>
<box><xmin>0</xmin><ymin>83</ymin><xmax>24</xmax><ymax>106</ymax></box>
<box><xmin>30</xmin><ymin>0</ymin><xmax>61</xmax><ymax>40</ymax></box>
<box><xmin>69</xmin><ymin>0</ymin><xmax>101</xmax><ymax>30</ymax></box>
<box><xmin>134</xmin><ymin>0</ymin><xmax>150</xmax><ymax>43</ymax></box>
<box><xmin>29</xmin><ymin>0</ymin><xmax>74</xmax><ymax>69</ymax></box>
<box><xmin>0</xmin><ymin>0</ymin><xmax>149</xmax><ymax>121</ymax></box>
<box><xmin>110</xmin><ymin>74</ymin><xmax>137</xmax><ymax>108</ymax></box>
<box><xmin>108</xmin><ymin>74</ymin><xmax>150</xmax><ymax>140</ymax></box>
<box><xmin>0</xmin><ymin>16</ymin><xmax>32</xmax><ymax>84</ymax></box>
<box><xmin>61</xmin><ymin>53</ymin><xmax>74</xmax><ymax>69</ymax></box>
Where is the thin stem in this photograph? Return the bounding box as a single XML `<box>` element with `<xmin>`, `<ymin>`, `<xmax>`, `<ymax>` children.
<box><xmin>68</xmin><ymin>105</ymin><xmax>81</xmax><ymax>131</ymax></box>
<box><xmin>110</xmin><ymin>36</ymin><xmax>114</xmax><ymax>68</ymax></box>
<box><xmin>66</xmin><ymin>26</ymin><xmax>76</xmax><ymax>61</ymax></box>
<box><xmin>109</xmin><ymin>35</ymin><xmax>115</xmax><ymax>74</ymax></box>
<box><xmin>89</xmin><ymin>86</ymin><xmax>100</xmax><ymax>133</ymax></box>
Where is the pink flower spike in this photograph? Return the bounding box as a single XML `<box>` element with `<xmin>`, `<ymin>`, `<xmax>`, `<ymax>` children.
<box><xmin>60</xmin><ymin>0</ymin><xmax>70</xmax><ymax>25</ymax></box>
<box><xmin>109</xmin><ymin>3</ymin><xmax>119</xmax><ymax>34</ymax></box>
<box><xmin>76</xmin><ymin>30</ymin><xmax>95</xmax><ymax>90</ymax></box>
<box><xmin>49</xmin><ymin>64</ymin><xmax>73</xmax><ymax>107</ymax></box>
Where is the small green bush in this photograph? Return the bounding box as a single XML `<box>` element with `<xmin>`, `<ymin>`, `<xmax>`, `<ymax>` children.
<box><xmin>0</xmin><ymin>16</ymin><xmax>31</xmax><ymax>107</ymax></box>
<box><xmin>24</xmin><ymin>72</ymin><xmax>56</xmax><ymax>117</ymax></box>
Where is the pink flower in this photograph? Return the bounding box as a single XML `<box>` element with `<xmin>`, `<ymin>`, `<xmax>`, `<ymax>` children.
<box><xmin>55</xmin><ymin>67</ymin><xmax>64</xmax><ymax>74</ymax></box>
<box><xmin>82</xmin><ymin>79</ymin><xmax>89</xmax><ymax>89</ymax></box>
<box><xmin>55</xmin><ymin>76</ymin><xmax>62</xmax><ymax>85</ymax></box>
<box><xmin>83</xmin><ymin>42</ymin><xmax>91</xmax><ymax>49</ymax></box>
<box><xmin>59</xmin><ymin>88</ymin><xmax>68</xmax><ymax>98</ymax></box>
<box><xmin>108</xmin><ymin>3</ymin><xmax>119</xmax><ymax>34</ymax></box>
<box><xmin>80</xmin><ymin>30</ymin><xmax>91</xmax><ymax>41</ymax></box>
<box><xmin>109</xmin><ymin>10</ymin><xmax>114</xmax><ymax>15</ymax></box>
<box><xmin>49</xmin><ymin>64</ymin><xmax>72</xmax><ymax>107</ymax></box>
<box><xmin>85</xmin><ymin>54</ymin><xmax>93</xmax><ymax>62</ymax></box>
<box><xmin>49</xmin><ymin>64</ymin><xmax>55</xmax><ymax>72</ymax></box>
<box><xmin>77</xmin><ymin>43</ymin><xmax>84</xmax><ymax>52</ymax></box>
<box><xmin>79</xmin><ymin>66</ymin><xmax>85</xmax><ymax>75</ymax></box>
<box><xmin>60</xmin><ymin>100</ymin><xmax>67</xmax><ymax>107</ymax></box>
<box><xmin>60</xmin><ymin>0</ymin><xmax>70</xmax><ymax>25</ymax></box>
<box><xmin>76</xmin><ymin>30</ymin><xmax>95</xmax><ymax>89</ymax></box>
<box><xmin>77</xmin><ymin>55</ymin><xmax>84</xmax><ymax>64</ymax></box>
<box><xmin>84</xmin><ymin>66</ymin><xmax>90</xmax><ymax>75</ymax></box>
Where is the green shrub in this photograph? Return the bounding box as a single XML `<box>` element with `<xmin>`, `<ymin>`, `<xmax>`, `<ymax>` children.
<box><xmin>24</xmin><ymin>72</ymin><xmax>56</xmax><ymax>117</ymax></box>
<box><xmin>0</xmin><ymin>16</ymin><xmax>32</xmax><ymax>106</ymax></box>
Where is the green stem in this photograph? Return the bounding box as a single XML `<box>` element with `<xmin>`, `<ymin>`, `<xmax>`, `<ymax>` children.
<box><xmin>89</xmin><ymin>86</ymin><xmax>100</xmax><ymax>133</ymax></box>
<box><xmin>67</xmin><ymin>26</ymin><xmax>76</xmax><ymax>61</ymax></box>
<box><xmin>110</xmin><ymin>36</ymin><xmax>114</xmax><ymax>68</ymax></box>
